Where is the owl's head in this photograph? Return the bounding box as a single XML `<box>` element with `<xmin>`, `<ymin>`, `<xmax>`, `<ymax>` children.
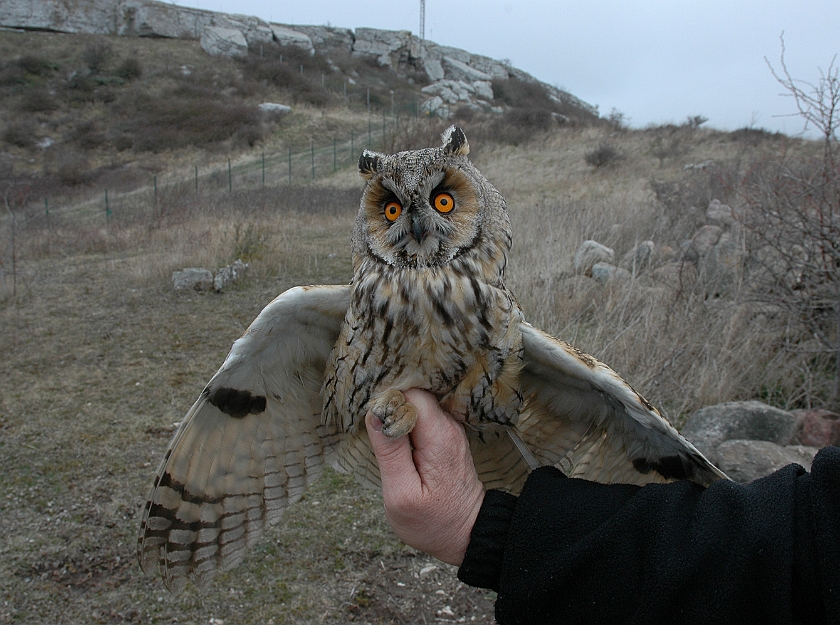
<box><xmin>352</xmin><ymin>126</ymin><xmax>510</xmax><ymax>271</ymax></box>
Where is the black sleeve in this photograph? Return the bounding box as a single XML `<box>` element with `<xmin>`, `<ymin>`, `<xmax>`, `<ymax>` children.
<box><xmin>458</xmin><ymin>446</ymin><xmax>840</xmax><ymax>625</ymax></box>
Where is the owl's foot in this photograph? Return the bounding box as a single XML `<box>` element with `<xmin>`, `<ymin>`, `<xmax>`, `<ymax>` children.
<box><xmin>369</xmin><ymin>389</ymin><xmax>418</xmax><ymax>438</ymax></box>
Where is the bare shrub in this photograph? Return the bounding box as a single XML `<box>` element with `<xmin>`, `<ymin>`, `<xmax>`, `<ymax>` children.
<box><xmin>584</xmin><ymin>143</ymin><xmax>621</xmax><ymax>168</ymax></box>
<box><xmin>81</xmin><ymin>38</ymin><xmax>114</xmax><ymax>74</ymax></box>
<box><xmin>3</xmin><ymin>119</ymin><xmax>37</xmax><ymax>148</ymax></box>
<box><xmin>737</xmin><ymin>36</ymin><xmax>840</xmax><ymax>407</ymax></box>
<box><xmin>114</xmin><ymin>56</ymin><xmax>142</xmax><ymax>81</ymax></box>
<box><xmin>19</xmin><ymin>88</ymin><xmax>59</xmax><ymax>113</ymax></box>
<box><xmin>17</xmin><ymin>55</ymin><xmax>54</xmax><ymax>76</ymax></box>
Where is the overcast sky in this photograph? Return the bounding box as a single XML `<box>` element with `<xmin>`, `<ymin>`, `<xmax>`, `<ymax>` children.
<box><xmin>177</xmin><ymin>0</ymin><xmax>839</xmax><ymax>137</ymax></box>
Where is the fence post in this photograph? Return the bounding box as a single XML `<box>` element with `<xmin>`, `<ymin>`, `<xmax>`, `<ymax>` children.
<box><xmin>228</xmin><ymin>158</ymin><xmax>232</xmax><ymax>192</ymax></box>
<box><xmin>262</xmin><ymin>151</ymin><xmax>265</xmax><ymax>186</ymax></box>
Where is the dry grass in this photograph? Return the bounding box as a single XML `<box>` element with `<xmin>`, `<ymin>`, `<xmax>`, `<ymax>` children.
<box><xmin>1</xmin><ymin>120</ymin><xmax>835</xmax><ymax>622</ymax></box>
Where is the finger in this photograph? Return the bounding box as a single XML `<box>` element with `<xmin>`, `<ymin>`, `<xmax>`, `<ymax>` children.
<box><xmin>365</xmin><ymin>411</ymin><xmax>420</xmax><ymax>494</ymax></box>
<box><xmin>403</xmin><ymin>388</ymin><xmax>460</xmax><ymax>452</ymax></box>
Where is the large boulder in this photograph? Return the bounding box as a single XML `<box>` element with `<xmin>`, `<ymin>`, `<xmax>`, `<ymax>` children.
<box><xmin>573</xmin><ymin>240</ymin><xmax>614</xmax><ymax>275</ymax></box>
<box><xmin>715</xmin><ymin>440</ymin><xmax>818</xmax><ymax>483</ymax></box>
<box><xmin>681</xmin><ymin>400</ymin><xmax>798</xmax><ymax>462</ymax></box>
<box><xmin>200</xmin><ymin>26</ymin><xmax>248</xmax><ymax>57</ymax></box>
<box><xmin>442</xmin><ymin>56</ymin><xmax>492</xmax><ymax>82</ymax></box>
<box><xmin>269</xmin><ymin>24</ymin><xmax>314</xmax><ymax>54</ymax></box>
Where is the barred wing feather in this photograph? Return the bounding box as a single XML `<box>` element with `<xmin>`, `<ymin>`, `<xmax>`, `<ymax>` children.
<box><xmin>137</xmin><ymin>285</ymin><xmax>350</xmax><ymax>592</ymax></box>
<box><xmin>516</xmin><ymin>322</ymin><xmax>726</xmax><ymax>487</ymax></box>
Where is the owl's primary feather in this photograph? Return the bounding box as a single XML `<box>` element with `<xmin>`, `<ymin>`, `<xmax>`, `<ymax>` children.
<box><xmin>138</xmin><ymin>126</ymin><xmax>726</xmax><ymax>592</ymax></box>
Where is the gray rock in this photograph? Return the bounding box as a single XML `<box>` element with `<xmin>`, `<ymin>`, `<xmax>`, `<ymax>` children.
<box><xmin>173</xmin><ymin>268</ymin><xmax>213</xmax><ymax>291</ymax></box>
<box><xmin>619</xmin><ymin>240</ymin><xmax>655</xmax><ymax>274</ymax></box>
<box><xmin>699</xmin><ymin>231</ymin><xmax>744</xmax><ymax>297</ymax></box>
<box><xmin>269</xmin><ymin>24</ymin><xmax>314</xmax><ymax>53</ymax></box>
<box><xmin>259</xmin><ymin>102</ymin><xmax>291</xmax><ymax>115</ymax></box>
<box><xmin>213</xmin><ymin>259</ymin><xmax>249</xmax><ymax>292</ymax></box>
<box><xmin>682</xmin><ymin>400</ymin><xmax>798</xmax><ymax>461</ymax></box>
<box><xmin>423</xmin><ymin>57</ymin><xmax>445</xmax><ymax>82</ymax></box>
<box><xmin>442</xmin><ymin>55</ymin><xmax>492</xmax><ymax>82</ymax></box>
<box><xmin>289</xmin><ymin>24</ymin><xmax>354</xmax><ymax>51</ymax></box>
<box><xmin>715</xmin><ymin>440</ymin><xmax>818</xmax><ymax>483</ymax></box>
<box><xmin>573</xmin><ymin>240</ymin><xmax>615</xmax><ymax>275</ymax></box>
<box><xmin>591</xmin><ymin>262</ymin><xmax>631</xmax><ymax>284</ymax></box>
<box><xmin>684</xmin><ymin>225</ymin><xmax>723</xmax><ymax>261</ymax></box>
<box><xmin>420</xmin><ymin>95</ymin><xmax>450</xmax><ymax>118</ymax></box>
<box><xmin>472</xmin><ymin>80</ymin><xmax>495</xmax><ymax>101</ymax></box>
<box><xmin>200</xmin><ymin>26</ymin><xmax>248</xmax><ymax>58</ymax></box>
<box><xmin>353</xmin><ymin>27</ymin><xmax>415</xmax><ymax>67</ymax></box>
<box><xmin>706</xmin><ymin>199</ymin><xmax>739</xmax><ymax>228</ymax></box>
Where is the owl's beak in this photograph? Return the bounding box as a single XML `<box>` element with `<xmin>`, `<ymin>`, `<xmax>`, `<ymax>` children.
<box><xmin>411</xmin><ymin>216</ymin><xmax>427</xmax><ymax>244</ymax></box>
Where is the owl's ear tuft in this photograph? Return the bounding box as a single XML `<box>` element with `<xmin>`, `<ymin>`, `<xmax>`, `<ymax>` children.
<box><xmin>359</xmin><ymin>150</ymin><xmax>383</xmax><ymax>180</ymax></box>
<box><xmin>441</xmin><ymin>126</ymin><xmax>469</xmax><ymax>156</ymax></box>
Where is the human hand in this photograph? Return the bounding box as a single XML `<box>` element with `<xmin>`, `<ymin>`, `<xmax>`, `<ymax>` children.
<box><xmin>365</xmin><ymin>388</ymin><xmax>485</xmax><ymax>566</ymax></box>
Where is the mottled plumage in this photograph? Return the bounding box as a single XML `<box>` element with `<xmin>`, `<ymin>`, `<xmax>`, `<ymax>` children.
<box><xmin>138</xmin><ymin>126</ymin><xmax>727</xmax><ymax>593</ymax></box>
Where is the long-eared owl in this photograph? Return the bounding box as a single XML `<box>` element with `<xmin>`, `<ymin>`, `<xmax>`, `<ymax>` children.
<box><xmin>138</xmin><ymin>126</ymin><xmax>726</xmax><ymax>592</ymax></box>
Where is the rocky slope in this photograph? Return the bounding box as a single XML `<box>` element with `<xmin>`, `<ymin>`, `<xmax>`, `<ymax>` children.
<box><xmin>0</xmin><ymin>0</ymin><xmax>595</xmax><ymax>118</ymax></box>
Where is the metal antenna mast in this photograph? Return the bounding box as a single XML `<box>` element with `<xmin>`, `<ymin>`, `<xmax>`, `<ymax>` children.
<box><xmin>419</xmin><ymin>0</ymin><xmax>425</xmax><ymax>39</ymax></box>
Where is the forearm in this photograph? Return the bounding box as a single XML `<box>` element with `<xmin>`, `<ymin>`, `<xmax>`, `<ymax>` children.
<box><xmin>460</xmin><ymin>449</ymin><xmax>840</xmax><ymax>625</ymax></box>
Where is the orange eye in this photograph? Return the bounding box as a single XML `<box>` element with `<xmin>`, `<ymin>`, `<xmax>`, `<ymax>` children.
<box><xmin>433</xmin><ymin>192</ymin><xmax>455</xmax><ymax>213</ymax></box>
<box><xmin>384</xmin><ymin>201</ymin><xmax>402</xmax><ymax>222</ymax></box>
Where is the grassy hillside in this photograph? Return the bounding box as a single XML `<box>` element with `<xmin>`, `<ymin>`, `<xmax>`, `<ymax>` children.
<box><xmin>1</xmin><ymin>27</ymin><xmax>838</xmax><ymax>625</ymax></box>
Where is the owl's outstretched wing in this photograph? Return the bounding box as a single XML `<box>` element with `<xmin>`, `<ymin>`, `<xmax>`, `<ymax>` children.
<box><xmin>137</xmin><ymin>285</ymin><xmax>350</xmax><ymax>592</ymax></box>
<box><xmin>515</xmin><ymin>322</ymin><xmax>727</xmax><ymax>487</ymax></box>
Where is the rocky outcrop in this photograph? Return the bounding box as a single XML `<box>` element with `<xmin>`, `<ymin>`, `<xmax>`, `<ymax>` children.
<box><xmin>0</xmin><ymin>0</ymin><xmax>596</xmax><ymax>117</ymax></box>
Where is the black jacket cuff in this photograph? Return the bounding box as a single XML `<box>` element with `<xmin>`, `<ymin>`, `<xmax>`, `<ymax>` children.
<box><xmin>457</xmin><ymin>488</ymin><xmax>517</xmax><ymax>591</ymax></box>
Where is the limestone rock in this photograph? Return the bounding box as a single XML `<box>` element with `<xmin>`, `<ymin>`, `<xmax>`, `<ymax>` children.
<box><xmin>591</xmin><ymin>262</ymin><xmax>631</xmax><ymax>284</ymax></box>
<box><xmin>259</xmin><ymin>102</ymin><xmax>291</xmax><ymax>115</ymax></box>
<box><xmin>706</xmin><ymin>199</ymin><xmax>739</xmax><ymax>228</ymax></box>
<box><xmin>573</xmin><ymin>240</ymin><xmax>614</xmax><ymax>275</ymax></box>
<box><xmin>353</xmin><ymin>28</ymin><xmax>415</xmax><ymax>67</ymax></box>
<box><xmin>442</xmin><ymin>56</ymin><xmax>492</xmax><ymax>82</ymax></box>
<box><xmin>173</xmin><ymin>268</ymin><xmax>213</xmax><ymax>292</ymax></box>
<box><xmin>684</xmin><ymin>225</ymin><xmax>723</xmax><ymax>261</ymax></box>
<box><xmin>422</xmin><ymin>57</ymin><xmax>445</xmax><ymax>82</ymax></box>
<box><xmin>269</xmin><ymin>24</ymin><xmax>313</xmax><ymax>54</ymax></box>
<box><xmin>420</xmin><ymin>95</ymin><xmax>450</xmax><ymax>118</ymax></box>
<box><xmin>214</xmin><ymin>259</ymin><xmax>249</xmax><ymax>292</ymax></box>
<box><xmin>200</xmin><ymin>26</ymin><xmax>247</xmax><ymax>57</ymax></box>
<box><xmin>290</xmin><ymin>24</ymin><xmax>354</xmax><ymax>51</ymax></box>
<box><xmin>619</xmin><ymin>240</ymin><xmax>655</xmax><ymax>274</ymax></box>
<box><xmin>682</xmin><ymin>400</ymin><xmax>798</xmax><ymax>462</ymax></box>
<box><xmin>715</xmin><ymin>440</ymin><xmax>818</xmax><ymax>483</ymax></box>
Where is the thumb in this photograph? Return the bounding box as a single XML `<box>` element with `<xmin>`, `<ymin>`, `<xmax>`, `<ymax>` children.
<box><xmin>365</xmin><ymin>412</ymin><xmax>419</xmax><ymax>494</ymax></box>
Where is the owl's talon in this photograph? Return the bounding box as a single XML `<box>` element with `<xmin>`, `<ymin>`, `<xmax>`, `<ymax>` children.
<box><xmin>369</xmin><ymin>389</ymin><xmax>418</xmax><ymax>438</ymax></box>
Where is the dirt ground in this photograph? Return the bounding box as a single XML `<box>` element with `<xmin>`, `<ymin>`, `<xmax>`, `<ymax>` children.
<box><xmin>0</xmin><ymin>250</ymin><xmax>497</xmax><ymax>624</ymax></box>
